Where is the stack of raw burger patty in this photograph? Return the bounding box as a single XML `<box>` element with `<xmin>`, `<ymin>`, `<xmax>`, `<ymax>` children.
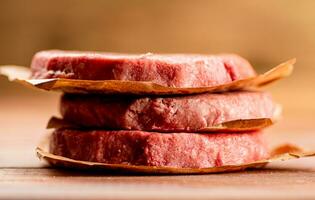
<box><xmin>31</xmin><ymin>50</ymin><xmax>276</xmax><ymax>168</ymax></box>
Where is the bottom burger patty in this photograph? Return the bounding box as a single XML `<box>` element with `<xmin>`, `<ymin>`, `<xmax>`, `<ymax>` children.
<box><xmin>50</xmin><ymin>129</ymin><xmax>269</xmax><ymax>168</ymax></box>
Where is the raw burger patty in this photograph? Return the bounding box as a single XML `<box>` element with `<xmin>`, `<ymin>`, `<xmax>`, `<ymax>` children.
<box><xmin>60</xmin><ymin>91</ymin><xmax>276</xmax><ymax>132</ymax></box>
<box><xmin>30</xmin><ymin>50</ymin><xmax>256</xmax><ymax>87</ymax></box>
<box><xmin>50</xmin><ymin>129</ymin><xmax>269</xmax><ymax>168</ymax></box>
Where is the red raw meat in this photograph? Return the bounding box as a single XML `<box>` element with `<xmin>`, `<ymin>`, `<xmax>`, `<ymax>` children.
<box><xmin>50</xmin><ymin>129</ymin><xmax>269</xmax><ymax>168</ymax></box>
<box><xmin>31</xmin><ymin>50</ymin><xmax>256</xmax><ymax>87</ymax></box>
<box><xmin>60</xmin><ymin>91</ymin><xmax>276</xmax><ymax>132</ymax></box>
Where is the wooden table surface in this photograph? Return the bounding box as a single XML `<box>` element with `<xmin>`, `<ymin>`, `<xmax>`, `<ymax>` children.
<box><xmin>1</xmin><ymin>79</ymin><xmax>315</xmax><ymax>200</ymax></box>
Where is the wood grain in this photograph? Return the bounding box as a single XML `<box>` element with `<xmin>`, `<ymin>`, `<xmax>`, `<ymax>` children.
<box><xmin>1</xmin><ymin>168</ymin><xmax>315</xmax><ymax>200</ymax></box>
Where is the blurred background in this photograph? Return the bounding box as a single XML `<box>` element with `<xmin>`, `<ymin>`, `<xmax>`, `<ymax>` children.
<box><xmin>0</xmin><ymin>0</ymin><xmax>314</xmax><ymax>167</ymax></box>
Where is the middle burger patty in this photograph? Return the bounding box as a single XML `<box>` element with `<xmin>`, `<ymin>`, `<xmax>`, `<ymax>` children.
<box><xmin>60</xmin><ymin>91</ymin><xmax>276</xmax><ymax>132</ymax></box>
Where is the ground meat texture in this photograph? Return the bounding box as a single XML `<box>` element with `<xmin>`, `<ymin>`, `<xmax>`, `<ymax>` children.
<box><xmin>50</xmin><ymin>129</ymin><xmax>269</xmax><ymax>168</ymax></box>
<box><xmin>60</xmin><ymin>91</ymin><xmax>276</xmax><ymax>132</ymax></box>
<box><xmin>30</xmin><ymin>50</ymin><xmax>256</xmax><ymax>88</ymax></box>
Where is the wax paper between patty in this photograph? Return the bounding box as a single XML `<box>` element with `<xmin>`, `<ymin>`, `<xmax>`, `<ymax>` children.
<box><xmin>36</xmin><ymin>133</ymin><xmax>315</xmax><ymax>174</ymax></box>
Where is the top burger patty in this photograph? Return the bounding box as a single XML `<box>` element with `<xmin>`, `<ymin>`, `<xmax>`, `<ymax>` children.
<box><xmin>30</xmin><ymin>50</ymin><xmax>256</xmax><ymax>87</ymax></box>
